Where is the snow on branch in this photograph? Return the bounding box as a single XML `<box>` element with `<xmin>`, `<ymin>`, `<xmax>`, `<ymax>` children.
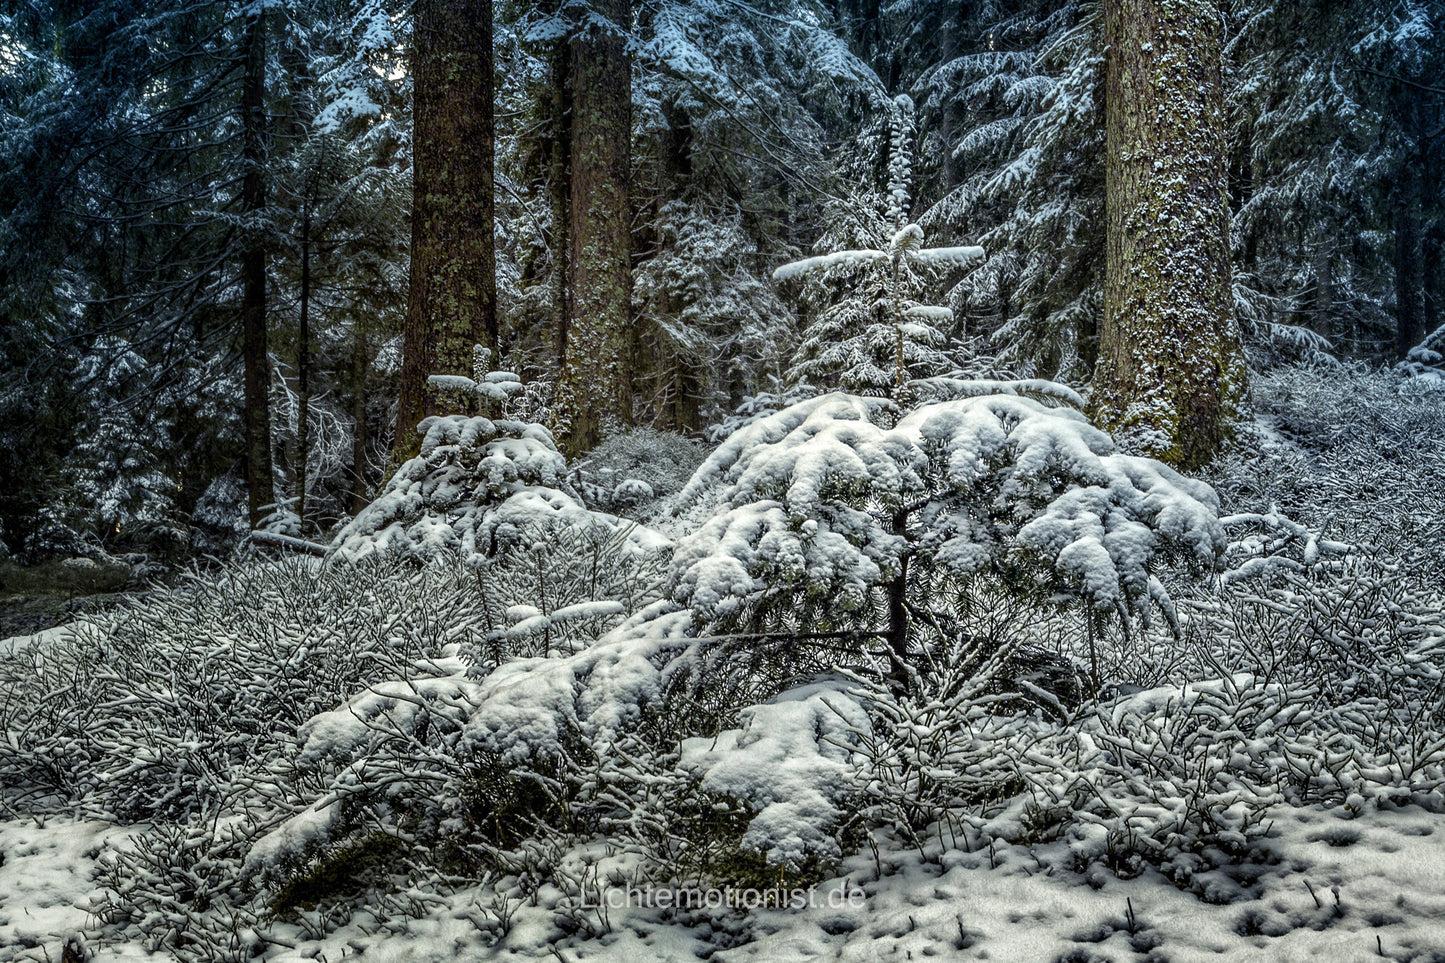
<box><xmin>671</xmin><ymin>390</ymin><xmax>1226</xmax><ymax>631</ymax></box>
<box><xmin>772</xmin><ymin>225</ymin><xmax>985</xmax><ymax>284</ymax></box>
<box><xmin>426</xmin><ymin>371</ymin><xmax>527</xmax><ymax>405</ymax></box>
<box><xmin>908</xmin><ymin>245</ymin><xmax>986</xmax><ymax>267</ymax></box>
<box><xmin>907</xmin><ymin>376</ymin><xmax>1086</xmax><ymax>409</ymax></box>
<box><xmin>772</xmin><ymin>249</ymin><xmax>889</xmax><ymax>282</ymax></box>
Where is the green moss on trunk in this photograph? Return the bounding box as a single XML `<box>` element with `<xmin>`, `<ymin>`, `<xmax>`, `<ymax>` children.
<box><xmin>394</xmin><ymin>0</ymin><xmax>498</xmax><ymax>461</ymax></box>
<box><xmin>1092</xmin><ymin>0</ymin><xmax>1245</xmax><ymax>470</ymax></box>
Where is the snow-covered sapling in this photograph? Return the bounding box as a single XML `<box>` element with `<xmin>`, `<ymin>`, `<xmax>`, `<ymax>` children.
<box><xmin>671</xmin><ymin>390</ymin><xmax>1226</xmax><ymax>688</ymax></box>
<box><xmin>778</xmin><ymin>95</ymin><xmax>986</xmax><ymax>399</ymax></box>
<box><xmin>330</xmin><ymin>412</ymin><xmax>663</xmax><ymax>566</ymax></box>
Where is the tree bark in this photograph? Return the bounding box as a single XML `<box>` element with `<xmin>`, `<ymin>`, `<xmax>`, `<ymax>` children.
<box><xmin>240</xmin><ymin>7</ymin><xmax>274</xmax><ymax>527</ymax></box>
<box><xmin>295</xmin><ymin>201</ymin><xmax>311</xmax><ymax>530</ymax></box>
<box><xmin>554</xmin><ymin>0</ymin><xmax>633</xmax><ymax>456</ymax></box>
<box><xmin>1312</xmin><ymin>231</ymin><xmax>1333</xmax><ymax>342</ymax></box>
<box><xmin>394</xmin><ymin>0</ymin><xmax>497</xmax><ymax>463</ymax></box>
<box><xmin>548</xmin><ymin>35</ymin><xmax>572</xmax><ymax>373</ymax></box>
<box><xmin>885</xmin><ymin>508</ymin><xmax>910</xmax><ymax>692</ymax></box>
<box><xmin>1092</xmin><ymin>0</ymin><xmax>1245</xmax><ymax>470</ymax></box>
<box><xmin>1424</xmin><ymin>222</ymin><xmax>1442</xmax><ymax>343</ymax></box>
<box><xmin>349</xmin><ymin>326</ymin><xmax>372</xmax><ymax>515</ymax></box>
<box><xmin>1396</xmin><ymin>207</ymin><xmax>1423</xmax><ymax>359</ymax></box>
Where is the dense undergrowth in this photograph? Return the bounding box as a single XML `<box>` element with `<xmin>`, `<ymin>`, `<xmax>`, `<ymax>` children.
<box><xmin>3</xmin><ymin>366</ymin><xmax>1445</xmax><ymax>961</ymax></box>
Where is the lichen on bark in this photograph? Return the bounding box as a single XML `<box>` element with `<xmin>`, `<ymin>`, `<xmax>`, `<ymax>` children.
<box><xmin>1092</xmin><ymin>0</ymin><xmax>1246</xmax><ymax>471</ymax></box>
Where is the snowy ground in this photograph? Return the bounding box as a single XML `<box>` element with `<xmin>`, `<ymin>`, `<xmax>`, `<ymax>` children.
<box><xmin>0</xmin><ymin>621</ymin><xmax>76</xmax><ymax>658</ymax></box>
<box><xmin>4</xmin><ymin>801</ymin><xmax>1445</xmax><ymax>962</ymax></box>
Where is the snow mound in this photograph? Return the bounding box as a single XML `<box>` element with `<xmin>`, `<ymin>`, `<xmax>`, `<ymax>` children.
<box><xmin>681</xmin><ymin>680</ymin><xmax>871</xmax><ymax>868</ymax></box>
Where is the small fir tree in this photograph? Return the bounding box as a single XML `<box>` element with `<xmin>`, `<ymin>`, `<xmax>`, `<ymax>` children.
<box><xmin>779</xmin><ymin>96</ymin><xmax>987</xmax><ymax>401</ymax></box>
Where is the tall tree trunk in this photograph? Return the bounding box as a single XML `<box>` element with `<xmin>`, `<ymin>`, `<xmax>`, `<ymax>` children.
<box><xmin>240</xmin><ymin>8</ymin><xmax>274</xmax><ymax>527</ymax></box>
<box><xmin>394</xmin><ymin>0</ymin><xmax>497</xmax><ymax>463</ymax></box>
<box><xmin>296</xmin><ymin>202</ymin><xmax>312</xmax><ymax>530</ymax></box>
<box><xmin>1092</xmin><ymin>0</ymin><xmax>1244</xmax><ymax>471</ymax></box>
<box><xmin>349</xmin><ymin>327</ymin><xmax>372</xmax><ymax>515</ymax></box>
<box><xmin>549</xmin><ymin>36</ymin><xmax>572</xmax><ymax>372</ymax></box>
<box><xmin>1313</xmin><ymin>233</ymin><xmax>1333</xmax><ymax>343</ymax></box>
<box><xmin>1424</xmin><ymin>222</ymin><xmax>1442</xmax><ymax>342</ymax></box>
<box><xmin>1425</xmin><ymin>117</ymin><xmax>1441</xmax><ymax>343</ymax></box>
<box><xmin>554</xmin><ymin>0</ymin><xmax>633</xmax><ymax>456</ymax></box>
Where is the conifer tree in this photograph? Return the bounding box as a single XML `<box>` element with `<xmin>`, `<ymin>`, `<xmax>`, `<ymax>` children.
<box><xmin>780</xmin><ymin>97</ymin><xmax>985</xmax><ymax>400</ymax></box>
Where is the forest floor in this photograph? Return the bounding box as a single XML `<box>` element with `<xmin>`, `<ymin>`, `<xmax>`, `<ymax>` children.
<box><xmin>0</xmin><ymin>560</ymin><xmax>146</xmax><ymax>639</ymax></box>
<box><xmin>5</xmin><ymin>369</ymin><xmax>1445</xmax><ymax>962</ymax></box>
<box><xmin>4</xmin><ymin>775</ymin><xmax>1445</xmax><ymax>961</ymax></box>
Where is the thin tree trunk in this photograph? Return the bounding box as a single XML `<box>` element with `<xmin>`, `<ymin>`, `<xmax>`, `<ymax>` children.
<box><xmin>555</xmin><ymin>0</ymin><xmax>633</xmax><ymax>456</ymax></box>
<box><xmin>1424</xmin><ymin>223</ymin><xmax>1442</xmax><ymax>342</ymax></box>
<box><xmin>1092</xmin><ymin>0</ymin><xmax>1245</xmax><ymax>470</ymax></box>
<box><xmin>349</xmin><ymin>327</ymin><xmax>371</xmax><ymax>515</ymax></box>
<box><xmin>240</xmin><ymin>8</ymin><xmax>273</xmax><ymax>527</ymax></box>
<box><xmin>394</xmin><ymin>0</ymin><xmax>497</xmax><ymax>463</ymax></box>
<box><xmin>886</xmin><ymin>508</ymin><xmax>910</xmax><ymax>691</ymax></box>
<box><xmin>1396</xmin><ymin>208</ymin><xmax>1423</xmax><ymax>359</ymax></box>
<box><xmin>1425</xmin><ymin>124</ymin><xmax>1441</xmax><ymax>342</ymax></box>
<box><xmin>1312</xmin><ymin>234</ymin><xmax>1333</xmax><ymax>343</ymax></box>
<box><xmin>296</xmin><ymin>202</ymin><xmax>311</xmax><ymax>529</ymax></box>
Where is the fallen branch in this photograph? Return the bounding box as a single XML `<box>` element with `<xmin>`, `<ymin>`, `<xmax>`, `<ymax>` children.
<box><xmin>249</xmin><ymin>530</ymin><xmax>329</xmax><ymax>558</ymax></box>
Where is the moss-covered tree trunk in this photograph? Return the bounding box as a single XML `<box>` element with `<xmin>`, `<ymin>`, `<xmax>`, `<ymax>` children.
<box><xmin>1092</xmin><ymin>0</ymin><xmax>1244</xmax><ymax>470</ymax></box>
<box><xmin>239</xmin><ymin>8</ymin><xmax>273</xmax><ymax>527</ymax></box>
<box><xmin>394</xmin><ymin>0</ymin><xmax>497</xmax><ymax>463</ymax></box>
<box><xmin>554</xmin><ymin>0</ymin><xmax>633</xmax><ymax>457</ymax></box>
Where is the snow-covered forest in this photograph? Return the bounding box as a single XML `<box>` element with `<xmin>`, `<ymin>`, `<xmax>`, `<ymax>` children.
<box><xmin>2</xmin><ymin>0</ymin><xmax>1444</xmax><ymax>959</ymax></box>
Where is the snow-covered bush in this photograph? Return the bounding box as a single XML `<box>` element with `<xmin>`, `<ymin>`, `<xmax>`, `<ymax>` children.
<box><xmin>671</xmin><ymin>390</ymin><xmax>1225</xmax><ymax>680</ymax></box>
<box><xmin>93</xmin><ymin>819</ymin><xmax>265</xmax><ymax>962</ymax></box>
<box><xmin>839</xmin><ymin>625</ymin><xmax>1045</xmax><ymax>857</ymax></box>
<box><xmin>588</xmin><ymin>387</ymin><xmax>1227</xmax><ymax>873</ymax></box>
<box><xmin>330</xmin><ymin>414</ymin><xmax>664</xmax><ymax>565</ymax></box>
<box><xmin>1208</xmin><ymin>365</ymin><xmax>1445</xmax><ymax>582</ymax></box>
<box><xmin>475</xmin><ymin>524</ymin><xmax>668</xmax><ymax>662</ymax></box>
<box><xmin>1008</xmin><ymin>676</ymin><xmax>1301</xmax><ymax>885</ymax></box>
<box><xmin>0</xmin><ymin>556</ymin><xmax>484</xmax><ymax>820</ymax></box>
<box><xmin>568</xmin><ymin>427</ymin><xmax>708</xmax><ymax>520</ymax></box>
<box><xmin>1180</xmin><ymin>556</ymin><xmax>1445</xmax><ymax>804</ymax></box>
<box><xmin>679</xmin><ymin>679</ymin><xmax>873</xmax><ymax>870</ymax></box>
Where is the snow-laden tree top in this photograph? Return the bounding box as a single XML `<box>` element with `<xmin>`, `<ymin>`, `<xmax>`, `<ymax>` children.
<box><xmin>329</xmin><ymin>414</ymin><xmax>663</xmax><ymax>565</ymax></box>
<box><xmin>673</xmin><ymin>390</ymin><xmax>1225</xmax><ymax>631</ymax></box>
<box><xmin>771</xmin><ymin>224</ymin><xmax>985</xmax><ymax>284</ymax></box>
